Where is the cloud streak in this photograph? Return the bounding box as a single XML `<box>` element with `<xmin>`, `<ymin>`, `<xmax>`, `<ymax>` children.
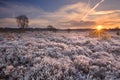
<box><xmin>0</xmin><ymin>0</ymin><xmax>119</xmax><ymax>29</ymax></box>
<box><xmin>82</xmin><ymin>0</ymin><xmax>105</xmax><ymax>20</ymax></box>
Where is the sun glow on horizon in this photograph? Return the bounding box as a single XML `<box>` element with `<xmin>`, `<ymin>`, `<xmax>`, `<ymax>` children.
<box><xmin>97</xmin><ymin>25</ymin><xmax>103</xmax><ymax>31</ymax></box>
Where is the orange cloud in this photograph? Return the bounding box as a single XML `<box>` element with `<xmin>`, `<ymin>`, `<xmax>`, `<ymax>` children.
<box><xmin>0</xmin><ymin>1</ymin><xmax>119</xmax><ymax>29</ymax></box>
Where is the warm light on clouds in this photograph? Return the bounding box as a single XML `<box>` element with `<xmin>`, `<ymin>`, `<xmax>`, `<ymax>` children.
<box><xmin>93</xmin><ymin>10</ymin><xmax>120</xmax><ymax>15</ymax></box>
<box><xmin>0</xmin><ymin>18</ymin><xmax>16</xmax><ymax>28</ymax></box>
<box><xmin>0</xmin><ymin>0</ymin><xmax>120</xmax><ymax>29</ymax></box>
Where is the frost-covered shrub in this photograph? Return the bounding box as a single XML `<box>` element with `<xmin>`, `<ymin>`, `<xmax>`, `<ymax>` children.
<box><xmin>88</xmin><ymin>30</ymin><xmax>111</xmax><ymax>40</ymax></box>
<box><xmin>109</xmin><ymin>46</ymin><xmax>120</xmax><ymax>55</ymax></box>
<box><xmin>73</xmin><ymin>55</ymin><xmax>91</xmax><ymax>74</ymax></box>
<box><xmin>116</xmin><ymin>31</ymin><xmax>120</xmax><ymax>35</ymax></box>
<box><xmin>91</xmin><ymin>52</ymin><xmax>114</xmax><ymax>64</ymax></box>
<box><xmin>0</xmin><ymin>36</ymin><xmax>4</xmax><ymax>41</ymax></box>
<box><xmin>26</xmin><ymin>57</ymin><xmax>85</xmax><ymax>80</ymax></box>
<box><xmin>0</xmin><ymin>31</ymin><xmax>120</xmax><ymax>80</ymax></box>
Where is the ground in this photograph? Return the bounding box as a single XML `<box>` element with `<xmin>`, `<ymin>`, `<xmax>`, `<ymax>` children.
<box><xmin>0</xmin><ymin>31</ymin><xmax>120</xmax><ymax>80</ymax></box>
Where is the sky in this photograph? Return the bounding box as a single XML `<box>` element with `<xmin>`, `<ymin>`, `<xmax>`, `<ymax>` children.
<box><xmin>0</xmin><ymin>0</ymin><xmax>120</xmax><ymax>29</ymax></box>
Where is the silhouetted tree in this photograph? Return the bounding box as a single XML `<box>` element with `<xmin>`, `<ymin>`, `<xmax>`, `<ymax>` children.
<box><xmin>47</xmin><ymin>25</ymin><xmax>54</xmax><ymax>29</ymax></box>
<box><xmin>16</xmin><ymin>15</ymin><xmax>29</xmax><ymax>29</ymax></box>
<box><xmin>47</xmin><ymin>25</ymin><xmax>57</xmax><ymax>32</ymax></box>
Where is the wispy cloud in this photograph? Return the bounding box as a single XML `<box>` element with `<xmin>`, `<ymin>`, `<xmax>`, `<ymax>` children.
<box><xmin>0</xmin><ymin>18</ymin><xmax>16</xmax><ymax>28</ymax></box>
<box><xmin>61</xmin><ymin>20</ymin><xmax>96</xmax><ymax>29</ymax></box>
<box><xmin>81</xmin><ymin>0</ymin><xmax>105</xmax><ymax>20</ymax></box>
<box><xmin>93</xmin><ymin>10</ymin><xmax>120</xmax><ymax>15</ymax></box>
<box><xmin>0</xmin><ymin>1</ymin><xmax>120</xmax><ymax>29</ymax></box>
<box><xmin>0</xmin><ymin>2</ymin><xmax>92</xmax><ymax>28</ymax></box>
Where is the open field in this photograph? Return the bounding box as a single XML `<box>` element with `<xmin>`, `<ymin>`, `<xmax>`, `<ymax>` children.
<box><xmin>0</xmin><ymin>31</ymin><xmax>120</xmax><ymax>80</ymax></box>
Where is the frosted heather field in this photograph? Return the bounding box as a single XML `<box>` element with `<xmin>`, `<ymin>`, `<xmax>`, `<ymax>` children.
<box><xmin>0</xmin><ymin>31</ymin><xmax>120</xmax><ymax>80</ymax></box>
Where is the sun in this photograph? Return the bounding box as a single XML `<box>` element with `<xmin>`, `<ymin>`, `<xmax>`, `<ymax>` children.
<box><xmin>97</xmin><ymin>25</ymin><xmax>103</xmax><ymax>31</ymax></box>
<box><xmin>96</xmin><ymin>25</ymin><xmax>103</xmax><ymax>40</ymax></box>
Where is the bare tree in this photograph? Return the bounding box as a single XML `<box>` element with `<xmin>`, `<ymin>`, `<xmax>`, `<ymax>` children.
<box><xmin>47</xmin><ymin>25</ymin><xmax>57</xmax><ymax>32</ymax></box>
<box><xmin>16</xmin><ymin>15</ymin><xmax>29</xmax><ymax>29</ymax></box>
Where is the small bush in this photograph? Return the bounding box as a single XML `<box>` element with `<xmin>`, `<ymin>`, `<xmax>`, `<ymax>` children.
<box><xmin>88</xmin><ymin>30</ymin><xmax>111</xmax><ymax>40</ymax></box>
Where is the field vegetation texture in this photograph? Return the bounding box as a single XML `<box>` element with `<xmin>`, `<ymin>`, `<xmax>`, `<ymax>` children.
<box><xmin>0</xmin><ymin>31</ymin><xmax>120</xmax><ymax>80</ymax></box>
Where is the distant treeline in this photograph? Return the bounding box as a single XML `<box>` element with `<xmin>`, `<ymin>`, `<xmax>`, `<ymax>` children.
<box><xmin>0</xmin><ymin>27</ymin><xmax>93</xmax><ymax>32</ymax></box>
<box><xmin>0</xmin><ymin>27</ymin><xmax>119</xmax><ymax>32</ymax></box>
<box><xmin>1</xmin><ymin>14</ymin><xmax>119</xmax><ymax>32</ymax></box>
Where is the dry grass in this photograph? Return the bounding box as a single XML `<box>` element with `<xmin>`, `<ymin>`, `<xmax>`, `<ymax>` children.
<box><xmin>88</xmin><ymin>30</ymin><xmax>111</xmax><ymax>40</ymax></box>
